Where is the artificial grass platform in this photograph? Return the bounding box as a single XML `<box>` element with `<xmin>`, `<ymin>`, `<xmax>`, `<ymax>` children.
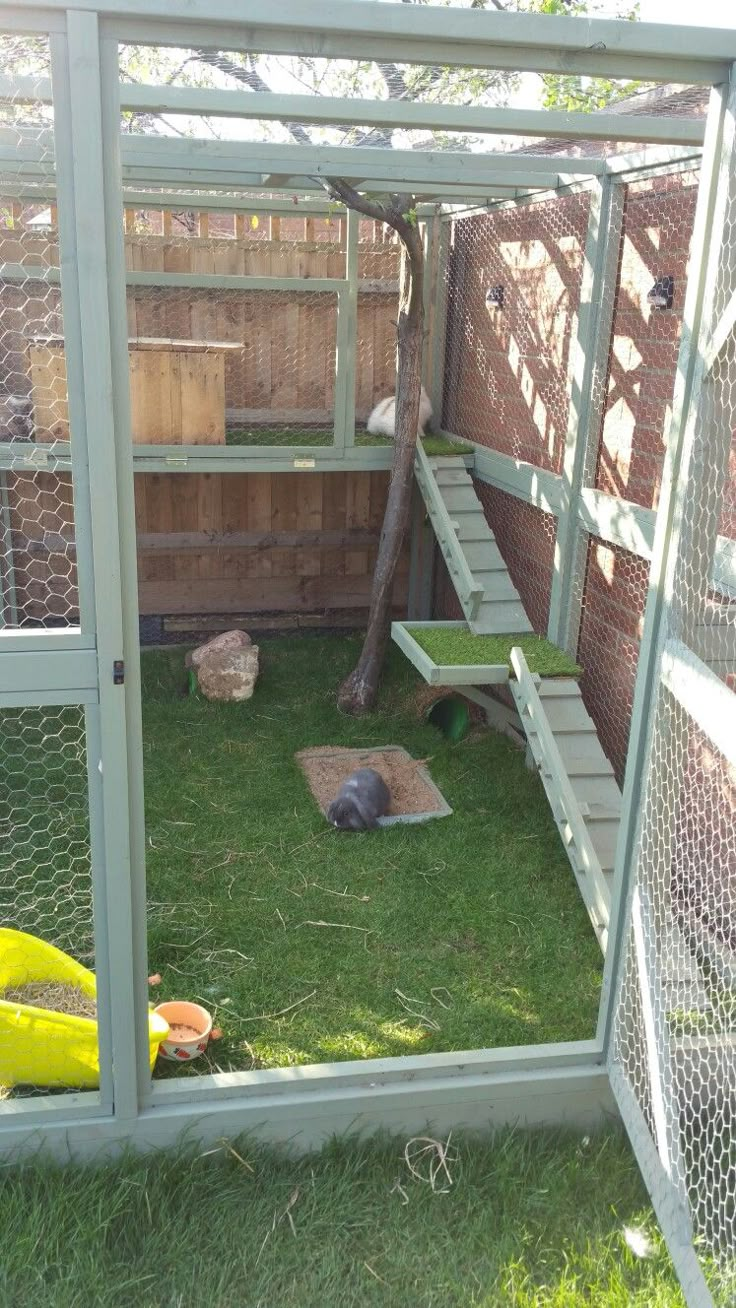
<box><xmin>142</xmin><ymin>636</ymin><xmax>600</xmax><ymax>1076</ymax></box>
<box><xmin>406</xmin><ymin>626</ymin><xmax>583</xmax><ymax>677</ymax></box>
<box><xmin>0</xmin><ymin>1130</ymin><xmax>686</xmax><ymax>1307</ymax></box>
<box><xmin>225</xmin><ymin>427</ymin><xmax>469</xmax><ymax>455</ymax></box>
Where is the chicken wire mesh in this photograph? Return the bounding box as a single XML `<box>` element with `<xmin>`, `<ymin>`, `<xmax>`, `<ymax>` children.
<box><xmin>356</xmin><ymin>224</ymin><xmax>400</xmax><ymax>432</ymax></box>
<box><xmin>442</xmin><ymin>192</ymin><xmax>591</xmax><ymax>470</ymax></box>
<box><xmin>595</xmin><ymin>172</ymin><xmax>700</xmax><ymax>511</ymax></box>
<box><xmin>0</xmin><ymin>38</ymin><xmax>80</xmax><ymax>630</ymax></box>
<box><xmin>124</xmin><ymin>281</ymin><xmax>339</xmax><ymax>446</ymax></box>
<box><xmin>0</xmin><ymin>703</ymin><xmax>96</xmax><ymax>1096</ymax></box>
<box><xmin>610</xmin><ymin>153</ymin><xmax>736</xmax><ymax>1299</ymax></box>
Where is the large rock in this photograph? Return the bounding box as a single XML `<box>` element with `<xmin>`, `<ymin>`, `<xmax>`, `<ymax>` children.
<box><xmin>186</xmin><ymin>628</ymin><xmax>252</xmax><ymax>670</ymax></box>
<box><xmin>195</xmin><ymin>645</ymin><xmax>260</xmax><ymax>702</ymax></box>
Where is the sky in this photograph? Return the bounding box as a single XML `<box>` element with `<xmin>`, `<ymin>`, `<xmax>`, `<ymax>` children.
<box><xmin>637</xmin><ymin>0</ymin><xmax>735</xmax><ymax>23</ymax></box>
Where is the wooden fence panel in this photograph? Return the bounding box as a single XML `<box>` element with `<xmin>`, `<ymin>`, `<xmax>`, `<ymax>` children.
<box><xmin>133</xmin><ymin>470</ymin><xmax>407</xmax><ymax>620</ymax></box>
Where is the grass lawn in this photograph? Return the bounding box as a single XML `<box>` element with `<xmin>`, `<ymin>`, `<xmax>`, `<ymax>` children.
<box><xmin>405</xmin><ymin>628</ymin><xmax>583</xmax><ymax>678</ymax></box>
<box><xmin>142</xmin><ymin>636</ymin><xmax>601</xmax><ymax>1076</ymax></box>
<box><xmin>0</xmin><ymin>1129</ymin><xmax>686</xmax><ymax>1307</ymax></box>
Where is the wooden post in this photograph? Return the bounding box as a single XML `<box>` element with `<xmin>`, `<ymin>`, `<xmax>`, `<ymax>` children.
<box><xmin>407</xmin><ymin>481</ymin><xmax>435</xmax><ymax>620</ymax></box>
<box><xmin>427</xmin><ymin>216</ymin><xmax>450</xmax><ymax>425</ymax></box>
<box><xmin>305</xmin><ymin>216</ymin><xmax>315</xmax><ymax>242</ymax></box>
<box><xmin>547</xmin><ymin>176</ymin><xmax>624</xmax><ymax>655</ymax></box>
<box><xmin>198</xmin><ymin>211</ymin><xmax>209</xmax><ymax>238</ymax></box>
<box><xmin>333</xmin><ymin>208</ymin><xmax>359</xmax><ymax>450</ymax></box>
<box><xmin>270</xmin><ymin>214</ymin><xmax>281</xmax><ymax>241</ymax></box>
<box><xmin>162</xmin><ymin>209</ymin><xmax>172</xmax><ymax>236</ymax></box>
<box><xmin>235</xmin><ymin>212</ymin><xmax>245</xmax><ymax>240</ymax></box>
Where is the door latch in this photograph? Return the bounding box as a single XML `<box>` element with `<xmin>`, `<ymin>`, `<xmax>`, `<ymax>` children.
<box><xmin>113</xmin><ymin>659</ymin><xmax>125</xmax><ymax>685</ymax></box>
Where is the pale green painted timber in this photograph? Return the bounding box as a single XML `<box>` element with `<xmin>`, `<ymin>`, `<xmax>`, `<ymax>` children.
<box><xmin>597</xmin><ymin>75</ymin><xmax>736</xmax><ymax>1055</ymax></box>
<box><xmin>115</xmin><ymin>134</ymin><xmax>608</xmax><ymax>180</ymax></box>
<box><xmin>334</xmin><ymin>209</ymin><xmax>359</xmax><ymax>450</ymax></box>
<box><xmin>415</xmin><ymin>447</ymin><xmax>534</xmax><ymax>634</ymax></box>
<box><xmin>548</xmin><ymin>177</ymin><xmax>624</xmax><ymax>655</ymax></box>
<box><xmin>391</xmin><ymin>619</ymin><xmax>510</xmax><ymax>687</ymax></box>
<box><xmin>0</xmin><ymin>1050</ymin><xmax>615</xmax><ymax>1162</ymax></box>
<box><xmin>414</xmin><ymin>444</ymin><xmax>483</xmax><ymax>622</ymax></box>
<box><xmin>509</xmin><ymin>647</ymin><xmax>612</xmax><ymax>951</ymax></box>
<box><xmin>50</xmin><ymin>12</ymin><xmax>143</xmax><ymax>1120</ymax></box>
<box><xmin>0</xmin><ymin>646</ymin><xmax>98</xmax><ymax>696</ymax></box>
<box><xmin>610</xmin><ymin>1067</ymin><xmax>714</xmax><ymax>1307</ymax></box>
<box><xmin>99</xmin><ymin>28</ymin><xmax>158</xmax><ymax>1107</ymax></box>
<box><xmin>0</xmin><ymin>75</ymin><xmax>706</xmax><ymax>148</ymax></box>
<box><xmin>14</xmin><ymin>1</ymin><xmax>734</xmax><ymax>85</ymax></box>
<box><xmin>0</xmin><ymin>472</ymin><xmax>18</xmax><ymax>627</ymax></box>
<box><xmin>472</xmin><ymin>446</ymin><xmax>563</xmax><ymax>516</ymax></box>
<box><xmin>6</xmin><ymin>127</ymin><xmax>605</xmax><ymax>184</ymax></box>
<box><xmin>660</xmin><ymin>638</ymin><xmax>736</xmax><ymax>770</ymax></box>
<box><xmin>427</xmin><ymin>220</ymin><xmax>449</xmax><ymax>418</ymax></box>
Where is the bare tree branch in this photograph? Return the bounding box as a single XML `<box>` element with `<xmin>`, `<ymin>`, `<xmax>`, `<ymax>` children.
<box><xmin>194</xmin><ymin>48</ymin><xmax>313</xmax><ymax>145</ymax></box>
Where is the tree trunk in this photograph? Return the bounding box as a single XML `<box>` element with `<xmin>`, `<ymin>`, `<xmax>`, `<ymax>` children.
<box><xmin>338</xmin><ymin>223</ymin><xmax>425</xmax><ymax>714</ymax></box>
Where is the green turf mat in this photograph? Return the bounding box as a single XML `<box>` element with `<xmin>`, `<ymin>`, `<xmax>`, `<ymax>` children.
<box><xmin>406</xmin><ymin>627</ymin><xmax>582</xmax><ymax>677</ymax></box>
<box><xmin>224</xmin><ymin>428</ymin><xmax>470</xmax><ymax>455</ymax></box>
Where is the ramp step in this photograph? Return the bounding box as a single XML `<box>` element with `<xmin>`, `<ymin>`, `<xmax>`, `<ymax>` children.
<box><xmin>570</xmin><ymin>776</ymin><xmax>623</xmax><ymax>809</ymax></box>
<box><xmin>471</xmin><ymin>573</ymin><xmax>521</xmax><ymax>601</ymax></box>
<box><xmin>463</xmin><ymin>543</ymin><xmax>508</xmax><ymax>570</ymax></box>
<box><xmin>472</xmin><ymin>601</ymin><xmax>534</xmax><ymax>634</ymax></box>
<box><xmin>540</xmin><ymin>699</ymin><xmax>599</xmax><ymax>732</ymax></box>
<box><xmin>538</xmin><ymin>679</ymin><xmax>585</xmax><ymax>698</ymax></box>
<box><xmin>442</xmin><ymin>487</ymin><xmax>485</xmax><ymax>512</ymax></box>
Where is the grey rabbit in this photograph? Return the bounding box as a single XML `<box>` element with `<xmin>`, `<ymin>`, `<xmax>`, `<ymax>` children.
<box><xmin>327</xmin><ymin>767</ymin><xmax>391</xmax><ymax>831</ymax></box>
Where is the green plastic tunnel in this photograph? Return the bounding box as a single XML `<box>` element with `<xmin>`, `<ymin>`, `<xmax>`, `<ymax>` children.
<box><xmin>426</xmin><ymin>694</ymin><xmax>470</xmax><ymax>742</ymax></box>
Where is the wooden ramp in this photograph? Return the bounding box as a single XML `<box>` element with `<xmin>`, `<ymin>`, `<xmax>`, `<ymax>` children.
<box><xmin>414</xmin><ymin>443</ymin><xmax>533</xmax><ymax>635</ymax></box>
<box><xmin>410</xmin><ymin>457</ymin><xmax>709</xmax><ymax>986</ymax></box>
<box><xmin>509</xmin><ymin>648</ymin><xmax>621</xmax><ymax>951</ymax></box>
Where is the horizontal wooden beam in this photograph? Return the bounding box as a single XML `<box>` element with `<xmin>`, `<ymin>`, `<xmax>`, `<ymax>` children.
<box><xmin>471</xmin><ymin>445</ymin><xmax>563</xmax><ymax>516</ymax></box>
<box><xmin>0</xmin><ymin>76</ymin><xmax>705</xmax><ymax>148</ymax></box>
<box><xmin>578</xmin><ymin>488</ymin><xmax>655</xmax><ymax>559</ymax></box>
<box><xmin>117</xmin><ymin>134</ymin><xmax>607</xmax><ymax>180</ymax></box>
<box><xmin>3</xmin><ymin>126</ymin><xmax>604</xmax><ymax>182</ymax></box>
<box><xmin>661</xmin><ymin>637</ymin><xmax>736</xmax><ymax>769</ymax></box>
<box><xmin>12</xmin><ymin>1</ymin><xmax>732</xmax><ymax>84</ymax></box>
<box><xmin>136</xmin><ymin>528</ymin><xmax>379</xmax><ymax>552</ymax></box>
<box><xmin>0</xmin><ymin>647</ymin><xmax>98</xmax><ymax>698</ymax></box>
<box><xmin>0</xmin><ymin>264</ymin><xmax>345</xmax><ymax>294</ymax></box>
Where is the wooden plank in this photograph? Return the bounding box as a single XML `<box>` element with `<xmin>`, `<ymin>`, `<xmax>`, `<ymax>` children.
<box><xmin>295</xmin><ymin>471</ymin><xmax>323</xmax><ymax>578</ymax></box>
<box><xmin>137</xmin><ymin>572</ymin><xmax>408</xmax><ymax>615</ymax></box>
<box><xmin>28</xmin><ymin>343</ymin><xmax>69</xmax><ymax>440</ymax></box>
<box><xmin>129</xmin><ymin>349</ymin><xmax>174</xmax><ymax>443</ymax></box>
<box><xmin>538</xmin><ymin>697</ymin><xmax>598</xmax><ymax>732</ymax></box>
<box><xmin>180</xmin><ymin>352</ymin><xmax>225</xmax><ymax>444</ymax></box>
<box><xmin>344</xmin><ymin>470</ymin><xmax>371</xmax><ymax>578</ymax></box>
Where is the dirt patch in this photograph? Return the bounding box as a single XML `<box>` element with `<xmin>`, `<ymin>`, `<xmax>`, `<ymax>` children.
<box><xmin>297</xmin><ymin>746</ymin><xmax>445</xmax><ymax>818</ymax></box>
<box><xmin>1</xmin><ymin>982</ymin><xmax>96</xmax><ymax>1019</ymax></box>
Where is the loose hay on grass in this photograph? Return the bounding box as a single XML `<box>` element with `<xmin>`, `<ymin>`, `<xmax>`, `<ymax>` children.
<box><xmin>297</xmin><ymin>746</ymin><xmax>444</xmax><ymax>817</ymax></box>
<box><xmin>1</xmin><ymin>982</ymin><xmax>96</xmax><ymax>1019</ymax></box>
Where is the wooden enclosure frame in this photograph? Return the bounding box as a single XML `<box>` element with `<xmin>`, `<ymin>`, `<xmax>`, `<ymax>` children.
<box><xmin>1</xmin><ymin>6</ymin><xmax>736</xmax><ymax>1302</ymax></box>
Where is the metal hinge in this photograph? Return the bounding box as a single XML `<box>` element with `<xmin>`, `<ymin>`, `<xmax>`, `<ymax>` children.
<box><xmin>113</xmin><ymin>659</ymin><xmax>125</xmax><ymax>685</ymax></box>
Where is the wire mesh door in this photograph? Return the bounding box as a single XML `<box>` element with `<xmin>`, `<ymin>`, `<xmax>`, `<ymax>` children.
<box><xmin>606</xmin><ymin>82</ymin><xmax>736</xmax><ymax>1307</ymax></box>
<box><xmin>0</xmin><ymin>18</ymin><xmax>148</xmax><ymax>1117</ymax></box>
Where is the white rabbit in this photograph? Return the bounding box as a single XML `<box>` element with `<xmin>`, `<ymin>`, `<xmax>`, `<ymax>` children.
<box><xmin>366</xmin><ymin>385</ymin><xmax>433</xmax><ymax>440</ymax></box>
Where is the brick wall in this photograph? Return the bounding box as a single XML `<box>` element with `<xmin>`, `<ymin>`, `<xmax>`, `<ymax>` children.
<box><xmin>443</xmin><ymin>192</ymin><xmax>590</xmax><ymax>473</ymax></box>
<box><xmin>595</xmin><ymin>171</ymin><xmax>700</xmax><ymax>511</ymax></box>
<box><xmin>438</xmin><ymin>171</ymin><xmax>702</xmax><ymax>785</ymax></box>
